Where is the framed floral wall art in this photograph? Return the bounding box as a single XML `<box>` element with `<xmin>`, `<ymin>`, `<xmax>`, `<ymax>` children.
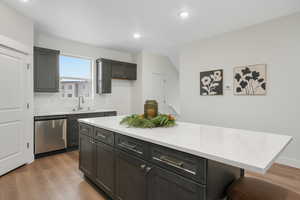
<box><xmin>234</xmin><ymin>64</ymin><xmax>266</xmax><ymax>95</ymax></box>
<box><xmin>200</xmin><ymin>69</ymin><xmax>223</xmax><ymax>96</ymax></box>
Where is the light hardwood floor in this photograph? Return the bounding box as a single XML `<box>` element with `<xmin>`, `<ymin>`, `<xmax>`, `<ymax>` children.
<box><xmin>0</xmin><ymin>151</ymin><xmax>106</xmax><ymax>200</ymax></box>
<box><xmin>0</xmin><ymin>151</ymin><xmax>299</xmax><ymax>200</ymax></box>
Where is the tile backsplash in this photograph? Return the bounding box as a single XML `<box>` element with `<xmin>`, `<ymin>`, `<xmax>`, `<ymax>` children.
<box><xmin>34</xmin><ymin>80</ymin><xmax>133</xmax><ymax>115</ymax></box>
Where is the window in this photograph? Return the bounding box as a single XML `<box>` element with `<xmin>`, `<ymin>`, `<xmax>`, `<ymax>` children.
<box><xmin>59</xmin><ymin>55</ymin><xmax>92</xmax><ymax>98</ymax></box>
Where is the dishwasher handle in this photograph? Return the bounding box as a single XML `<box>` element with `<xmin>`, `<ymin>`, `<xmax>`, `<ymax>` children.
<box><xmin>34</xmin><ymin>115</ymin><xmax>67</xmax><ymax>121</ymax></box>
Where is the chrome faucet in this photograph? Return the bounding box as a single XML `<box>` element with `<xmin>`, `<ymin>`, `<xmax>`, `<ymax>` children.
<box><xmin>77</xmin><ymin>96</ymin><xmax>85</xmax><ymax>110</ymax></box>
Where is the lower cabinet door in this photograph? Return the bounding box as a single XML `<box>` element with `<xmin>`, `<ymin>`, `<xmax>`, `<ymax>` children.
<box><xmin>95</xmin><ymin>141</ymin><xmax>115</xmax><ymax>197</ymax></box>
<box><xmin>67</xmin><ymin>116</ymin><xmax>79</xmax><ymax>148</ymax></box>
<box><xmin>115</xmin><ymin>150</ymin><xmax>148</xmax><ymax>200</ymax></box>
<box><xmin>79</xmin><ymin>134</ymin><xmax>95</xmax><ymax>179</ymax></box>
<box><xmin>148</xmin><ymin>166</ymin><xmax>206</xmax><ymax>200</ymax></box>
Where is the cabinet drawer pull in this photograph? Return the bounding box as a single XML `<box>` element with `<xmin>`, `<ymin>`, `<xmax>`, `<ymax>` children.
<box><xmin>119</xmin><ymin>142</ymin><xmax>143</xmax><ymax>155</ymax></box>
<box><xmin>96</xmin><ymin>132</ymin><xmax>107</xmax><ymax>139</ymax></box>
<box><xmin>160</xmin><ymin>156</ymin><xmax>184</xmax><ymax>167</ymax></box>
<box><xmin>81</xmin><ymin>128</ymin><xmax>89</xmax><ymax>132</ymax></box>
<box><xmin>153</xmin><ymin>156</ymin><xmax>196</xmax><ymax>176</ymax></box>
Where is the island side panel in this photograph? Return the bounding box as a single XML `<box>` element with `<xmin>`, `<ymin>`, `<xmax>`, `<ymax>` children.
<box><xmin>206</xmin><ymin>160</ymin><xmax>241</xmax><ymax>200</ymax></box>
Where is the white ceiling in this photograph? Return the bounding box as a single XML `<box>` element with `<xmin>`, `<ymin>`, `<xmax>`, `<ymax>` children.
<box><xmin>3</xmin><ymin>0</ymin><xmax>300</xmax><ymax>56</ymax></box>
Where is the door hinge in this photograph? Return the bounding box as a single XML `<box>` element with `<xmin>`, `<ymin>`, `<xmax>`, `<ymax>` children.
<box><xmin>26</xmin><ymin>103</ymin><xmax>30</xmax><ymax>109</ymax></box>
<box><xmin>27</xmin><ymin>142</ymin><xmax>30</xmax><ymax>149</ymax></box>
<box><xmin>26</xmin><ymin>64</ymin><xmax>30</xmax><ymax>70</ymax></box>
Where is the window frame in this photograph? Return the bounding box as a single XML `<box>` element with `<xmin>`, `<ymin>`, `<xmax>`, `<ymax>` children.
<box><xmin>59</xmin><ymin>53</ymin><xmax>94</xmax><ymax>99</ymax></box>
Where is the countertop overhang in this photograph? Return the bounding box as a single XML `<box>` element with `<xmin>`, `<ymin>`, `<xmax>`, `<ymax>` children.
<box><xmin>79</xmin><ymin>116</ymin><xmax>292</xmax><ymax>174</ymax></box>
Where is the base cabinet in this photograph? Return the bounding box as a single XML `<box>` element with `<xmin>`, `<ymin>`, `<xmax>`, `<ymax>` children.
<box><xmin>148</xmin><ymin>166</ymin><xmax>206</xmax><ymax>200</ymax></box>
<box><xmin>68</xmin><ymin>116</ymin><xmax>79</xmax><ymax>148</ymax></box>
<box><xmin>79</xmin><ymin>123</ymin><xmax>240</xmax><ymax>200</ymax></box>
<box><xmin>79</xmin><ymin>134</ymin><xmax>95</xmax><ymax>178</ymax></box>
<box><xmin>95</xmin><ymin>141</ymin><xmax>115</xmax><ymax>197</ymax></box>
<box><xmin>115</xmin><ymin>151</ymin><xmax>147</xmax><ymax>200</ymax></box>
<box><xmin>68</xmin><ymin>111</ymin><xmax>116</xmax><ymax>148</ymax></box>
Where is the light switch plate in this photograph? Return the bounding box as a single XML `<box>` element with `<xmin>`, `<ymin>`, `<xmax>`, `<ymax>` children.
<box><xmin>225</xmin><ymin>84</ymin><xmax>231</xmax><ymax>90</ymax></box>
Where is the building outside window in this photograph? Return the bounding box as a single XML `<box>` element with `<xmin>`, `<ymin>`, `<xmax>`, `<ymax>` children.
<box><xmin>59</xmin><ymin>55</ymin><xmax>92</xmax><ymax>98</ymax></box>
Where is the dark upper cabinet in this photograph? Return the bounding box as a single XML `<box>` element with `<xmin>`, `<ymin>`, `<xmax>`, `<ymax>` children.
<box><xmin>125</xmin><ymin>63</ymin><xmax>137</xmax><ymax>80</ymax></box>
<box><xmin>115</xmin><ymin>150</ymin><xmax>147</xmax><ymax>200</ymax></box>
<box><xmin>34</xmin><ymin>47</ymin><xmax>60</xmax><ymax>92</ymax></box>
<box><xmin>148</xmin><ymin>166</ymin><xmax>206</xmax><ymax>200</ymax></box>
<box><xmin>96</xmin><ymin>58</ymin><xmax>137</xmax><ymax>94</ymax></box>
<box><xmin>111</xmin><ymin>61</ymin><xmax>137</xmax><ymax>80</ymax></box>
<box><xmin>96</xmin><ymin>59</ymin><xmax>112</xmax><ymax>94</ymax></box>
<box><xmin>94</xmin><ymin>141</ymin><xmax>115</xmax><ymax>197</ymax></box>
<box><xmin>79</xmin><ymin>134</ymin><xmax>95</xmax><ymax>179</ymax></box>
<box><xmin>111</xmin><ymin>61</ymin><xmax>126</xmax><ymax>79</ymax></box>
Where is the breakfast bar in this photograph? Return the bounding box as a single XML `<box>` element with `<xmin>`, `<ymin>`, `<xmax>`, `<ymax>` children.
<box><xmin>78</xmin><ymin>116</ymin><xmax>292</xmax><ymax>200</ymax></box>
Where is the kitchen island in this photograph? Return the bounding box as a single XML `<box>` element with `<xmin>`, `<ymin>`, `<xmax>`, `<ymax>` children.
<box><xmin>78</xmin><ymin>116</ymin><xmax>292</xmax><ymax>200</ymax></box>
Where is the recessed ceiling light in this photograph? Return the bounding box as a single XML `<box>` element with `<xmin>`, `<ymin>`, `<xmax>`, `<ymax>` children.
<box><xmin>21</xmin><ymin>0</ymin><xmax>29</xmax><ymax>2</ymax></box>
<box><xmin>133</xmin><ymin>33</ymin><xmax>141</xmax><ymax>39</ymax></box>
<box><xmin>179</xmin><ymin>11</ymin><xmax>189</xmax><ymax>19</ymax></box>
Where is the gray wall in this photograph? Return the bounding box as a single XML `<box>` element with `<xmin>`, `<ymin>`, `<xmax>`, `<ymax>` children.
<box><xmin>180</xmin><ymin>13</ymin><xmax>300</xmax><ymax>168</ymax></box>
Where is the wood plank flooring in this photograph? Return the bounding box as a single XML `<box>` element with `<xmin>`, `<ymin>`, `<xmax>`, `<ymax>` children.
<box><xmin>1</xmin><ymin>151</ymin><xmax>300</xmax><ymax>200</ymax></box>
<box><xmin>247</xmin><ymin>164</ymin><xmax>300</xmax><ymax>195</ymax></box>
<box><xmin>0</xmin><ymin>151</ymin><xmax>107</xmax><ymax>200</ymax></box>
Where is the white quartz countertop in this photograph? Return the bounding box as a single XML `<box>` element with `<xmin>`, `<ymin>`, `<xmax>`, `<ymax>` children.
<box><xmin>79</xmin><ymin>116</ymin><xmax>292</xmax><ymax>174</ymax></box>
<box><xmin>34</xmin><ymin>109</ymin><xmax>116</xmax><ymax>117</ymax></box>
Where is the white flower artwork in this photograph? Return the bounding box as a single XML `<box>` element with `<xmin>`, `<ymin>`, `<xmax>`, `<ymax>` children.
<box><xmin>200</xmin><ymin>69</ymin><xmax>223</xmax><ymax>96</ymax></box>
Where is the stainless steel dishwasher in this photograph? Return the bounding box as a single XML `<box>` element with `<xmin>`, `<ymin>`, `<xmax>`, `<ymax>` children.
<box><xmin>34</xmin><ymin>115</ymin><xmax>67</xmax><ymax>155</ymax></box>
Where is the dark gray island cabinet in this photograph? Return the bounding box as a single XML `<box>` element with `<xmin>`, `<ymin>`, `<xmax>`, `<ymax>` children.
<box><xmin>79</xmin><ymin>123</ymin><xmax>241</xmax><ymax>200</ymax></box>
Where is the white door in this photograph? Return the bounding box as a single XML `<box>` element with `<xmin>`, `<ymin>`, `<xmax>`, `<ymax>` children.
<box><xmin>151</xmin><ymin>73</ymin><xmax>167</xmax><ymax>113</ymax></box>
<box><xmin>0</xmin><ymin>47</ymin><xmax>29</xmax><ymax>176</ymax></box>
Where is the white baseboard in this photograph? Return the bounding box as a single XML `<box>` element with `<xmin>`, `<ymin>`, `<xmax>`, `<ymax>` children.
<box><xmin>276</xmin><ymin>156</ymin><xmax>300</xmax><ymax>169</ymax></box>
